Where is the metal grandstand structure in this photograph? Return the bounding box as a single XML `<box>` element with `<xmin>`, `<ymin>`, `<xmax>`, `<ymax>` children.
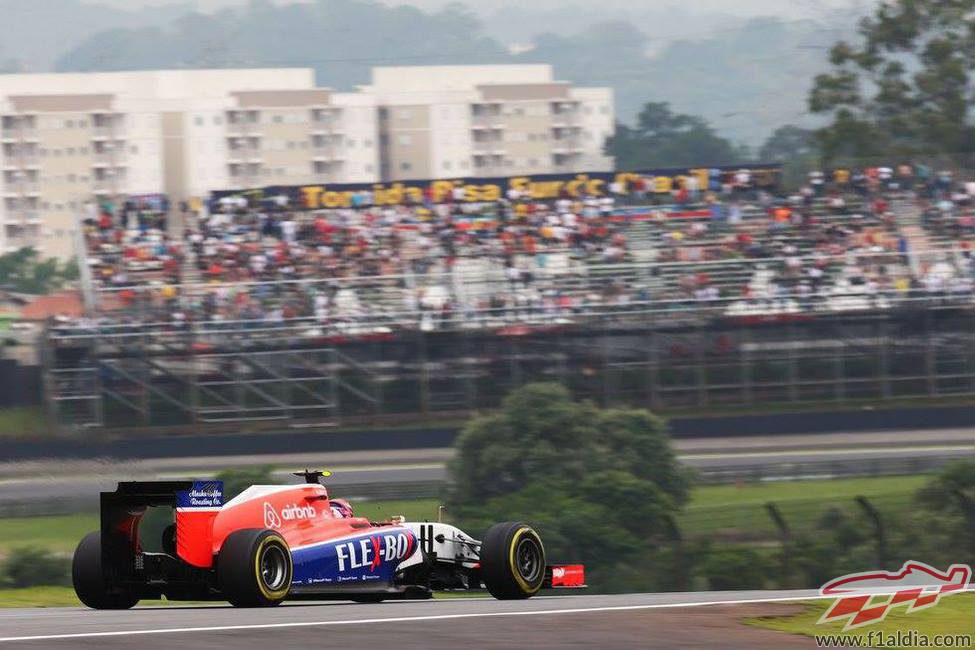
<box><xmin>43</xmin><ymin>294</ymin><xmax>975</xmax><ymax>434</ymax></box>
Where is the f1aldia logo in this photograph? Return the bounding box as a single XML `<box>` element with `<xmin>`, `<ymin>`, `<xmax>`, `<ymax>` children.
<box><xmin>336</xmin><ymin>533</ymin><xmax>415</xmax><ymax>572</ymax></box>
<box><xmin>818</xmin><ymin>561</ymin><xmax>971</xmax><ymax>631</ymax></box>
<box><xmin>263</xmin><ymin>502</ymin><xmax>316</xmax><ymax>529</ymax></box>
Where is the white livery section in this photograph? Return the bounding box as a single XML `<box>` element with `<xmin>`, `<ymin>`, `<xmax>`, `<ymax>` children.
<box><xmin>400</xmin><ymin>522</ymin><xmax>480</xmax><ymax>567</ymax></box>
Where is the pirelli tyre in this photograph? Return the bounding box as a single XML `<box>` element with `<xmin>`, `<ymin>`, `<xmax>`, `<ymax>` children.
<box><xmin>218</xmin><ymin>529</ymin><xmax>293</xmax><ymax>607</ymax></box>
<box><xmin>72</xmin><ymin>531</ymin><xmax>140</xmax><ymax>610</ymax></box>
<box><xmin>480</xmin><ymin>522</ymin><xmax>546</xmax><ymax>600</ymax></box>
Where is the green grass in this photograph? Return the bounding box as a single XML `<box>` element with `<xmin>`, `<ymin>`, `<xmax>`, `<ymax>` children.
<box><xmin>348</xmin><ymin>499</ymin><xmax>444</xmax><ymax>523</ymax></box>
<box><xmin>0</xmin><ymin>407</ymin><xmax>50</xmax><ymax>439</ymax></box>
<box><xmin>0</xmin><ymin>514</ymin><xmax>97</xmax><ymax>555</ymax></box>
<box><xmin>747</xmin><ymin>594</ymin><xmax>975</xmax><ymax>640</ymax></box>
<box><xmin>0</xmin><ymin>586</ymin><xmax>81</xmax><ymax>608</ymax></box>
<box><xmin>680</xmin><ymin>476</ymin><xmax>927</xmax><ymax>540</ymax></box>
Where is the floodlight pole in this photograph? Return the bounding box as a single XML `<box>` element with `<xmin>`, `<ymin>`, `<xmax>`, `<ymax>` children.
<box><xmin>74</xmin><ymin>206</ymin><xmax>97</xmax><ymax>314</ymax></box>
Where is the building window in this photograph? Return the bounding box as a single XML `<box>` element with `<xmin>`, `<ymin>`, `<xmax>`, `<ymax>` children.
<box><xmin>398</xmin><ymin>134</ymin><xmax>412</xmax><ymax>146</ymax></box>
<box><xmin>398</xmin><ymin>108</ymin><xmax>412</xmax><ymax>120</ymax></box>
<box><xmin>443</xmin><ymin>161</ymin><xmax>452</xmax><ymax>171</ymax></box>
<box><xmin>400</xmin><ymin>162</ymin><xmax>412</xmax><ymax>171</ymax></box>
<box><xmin>195</xmin><ymin>117</ymin><xmax>204</xmax><ymax>126</ymax></box>
<box><xmin>273</xmin><ymin>115</ymin><xmax>283</xmax><ymax>124</ymax></box>
<box><xmin>213</xmin><ymin>116</ymin><xmax>223</xmax><ymax>125</ymax></box>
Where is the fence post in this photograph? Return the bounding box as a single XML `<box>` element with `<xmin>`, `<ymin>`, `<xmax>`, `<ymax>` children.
<box><xmin>664</xmin><ymin>514</ymin><xmax>687</xmax><ymax>591</ymax></box>
<box><xmin>855</xmin><ymin>496</ymin><xmax>888</xmax><ymax>569</ymax></box>
<box><xmin>766</xmin><ymin>502</ymin><xmax>791</xmax><ymax>585</ymax></box>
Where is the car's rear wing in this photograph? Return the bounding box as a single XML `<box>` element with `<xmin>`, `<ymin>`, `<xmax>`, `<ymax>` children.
<box><xmin>101</xmin><ymin>480</ymin><xmax>224</xmax><ymax>570</ymax></box>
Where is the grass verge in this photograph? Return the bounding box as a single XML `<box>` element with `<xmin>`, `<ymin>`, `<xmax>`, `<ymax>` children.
<box><xmin>0</xmin><ymin>407</ymin><xmax>50</xmax><ymax>439</ymax></box>
<box><xmin>680</xmin><ymin>475</ymin><xmax>928</xmax><ymax>540</ymax></box>
<box><xmin>746</xmin><ymin>594</ymin><xmax>975</xmax><ymax>640</ymax></box>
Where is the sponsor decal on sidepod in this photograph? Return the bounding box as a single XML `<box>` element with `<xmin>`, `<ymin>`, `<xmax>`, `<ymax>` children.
<box><xmin>263</xmin><ymin>502</ymin><xmax>318</xmax><ymax>529</ymax></box>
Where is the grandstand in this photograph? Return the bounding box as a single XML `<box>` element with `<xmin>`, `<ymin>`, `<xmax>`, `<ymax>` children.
<box><xmin>39</xmin><ymin>164</ymin><xmax>975</xmax><ymax>433</ymax></box>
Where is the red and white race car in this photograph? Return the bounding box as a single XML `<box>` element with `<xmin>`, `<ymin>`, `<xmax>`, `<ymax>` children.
<box><xmin>72</xmin><ymin>471</ymin><xmax>585</xmax><ymax>608</ymax></box>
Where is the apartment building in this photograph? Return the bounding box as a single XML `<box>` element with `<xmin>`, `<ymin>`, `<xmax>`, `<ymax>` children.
<box><xmin>364</xmin><ymin>65</ymin><xmax>614</xmax><ymax>181</ymax></box>
<box><xmin>0</xmin><ymin>69</ymin><xmax>377</xmax><ymax>259</ymax></box>
<box><xmin>0</xmin><ymin>65</ymin><xmax>614</xmax><ymax>259</ymax></box>
<box><xmin>182</xmin><ymin>88</ymin><xmax>378</xmax><ymax>198</ymax></box>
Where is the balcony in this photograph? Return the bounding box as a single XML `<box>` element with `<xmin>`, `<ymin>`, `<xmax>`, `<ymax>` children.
<box><xmin>312</xmin><ymin>152</ymin><xmax>344</xmax><ymax>162</ymax></box>
<box><xmin>551</xmin><ymin>138</ymin><xmax>583</xmax><ymax>153</ymax></box>
<box><xmin>92</xmin><ymin>152</ymin><xmax>123</xmax><ymax>166</ymax></box>
<box><xmin>2</xmin><ymin>180</ymin><xmax>39</xmax><ymax>196</ymax></box>
<box><xmin>92</xmin><ymin>178</ymin><xmax>121</xmax><ymax>193</ymax></box>
<box><xmin>226</xmin><ymin>150</ymin><xmax>262</xmax><ymax>164</ymax></box>
<box><xmin>472</xmin><ymin>139</ymin><xmax>505</xmax><ymax>155</ymax></box>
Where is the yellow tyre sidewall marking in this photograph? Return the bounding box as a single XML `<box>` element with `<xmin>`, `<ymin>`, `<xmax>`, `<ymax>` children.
<box><xmin>508</xmin><ymin>527</ymin><xmax>544</xmax><ymax>594</ymax></box>
<box><xmin>254</xmin><ymin>535</ymin><xmax>291</xmax><ymax>600</ymax></box>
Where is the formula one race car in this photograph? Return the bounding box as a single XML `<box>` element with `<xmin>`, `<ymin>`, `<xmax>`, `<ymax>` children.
<box><xmin>72</xmin><ymin>471</ymin><xmax>585</xmax><ymax>609</ymax></box>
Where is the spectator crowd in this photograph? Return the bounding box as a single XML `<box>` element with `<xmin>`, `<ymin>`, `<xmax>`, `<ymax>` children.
<box><xmin>70</xmin><ymin>163</ymin><xmax>975</xmax><ymax>337</ymax></box>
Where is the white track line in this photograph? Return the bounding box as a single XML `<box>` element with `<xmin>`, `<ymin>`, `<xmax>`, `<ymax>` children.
<box><xmin>0</xmin><ymin>595</ymin><xmax>835</xmax><ymax>643</ymax></box>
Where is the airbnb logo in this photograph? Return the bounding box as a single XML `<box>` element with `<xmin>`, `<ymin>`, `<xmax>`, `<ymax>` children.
<box><xmin>264</xmin><ymin>502</ymin><xmax>283</xmax><ymax>529</ymax></box>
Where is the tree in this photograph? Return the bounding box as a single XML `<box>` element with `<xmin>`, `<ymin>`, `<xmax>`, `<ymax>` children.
<box><xmin>447</xmin><ymin>383</ymin><xmax>692</xmax><ymax>591</ymax></box>
<box><xmin>759</xmin><ymin>125</ymin><xmax>818</xmax><ymax>162</ymax></box>
<box><xmin>916</xmin><ymin>460</ymin><xmax>975</xmax><ymax>564</ymax></box>
<box><xmin>809</xmin><ymin>0</ymin><xmax>975</xmax><ymax>161</ymax></box>
<box><xmin>605</xmin><ymin>102</ymin><xmax>749</xmax><ymax>169</ymax></box>
<box><xmin>0</xmin><ymin>248</ymin><xmax>77</xmax><ymax>295</ymax></box>
<box><xmin>215</xmin><ymin>465</ymin><xmax>277</xmax><ymax>500</ymax></box>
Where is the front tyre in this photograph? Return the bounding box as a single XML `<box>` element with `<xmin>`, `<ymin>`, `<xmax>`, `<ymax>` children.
<box><xmin>72</xmin><ymin>531</ymin><xmax>140</xmax><ymax>610</ymax></box>
<box><xmin>218</xmin><ymin>529</ymin><xmax>293</xmax><ymax>607</ymax></box>
<box><xmin>480</xmin><ymin>522</ymin><xmax>545</xmax><ymax>600</ymax></box>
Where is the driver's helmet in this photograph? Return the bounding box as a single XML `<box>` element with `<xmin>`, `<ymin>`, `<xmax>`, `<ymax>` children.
<box><xmin>330</xmin><ymin>498</ymin><xmax>354</xmax><ymax>518</ymax></box>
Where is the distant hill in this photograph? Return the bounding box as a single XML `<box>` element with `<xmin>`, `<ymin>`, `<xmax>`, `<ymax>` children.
<box><xmin>40</xmin><ymin>0</ymin><xmax>858</xmax><ymax>145</ymax></box>
<box><xmin>0</xmin><ymin>0</ymin><xmax>190</xmax><ymax>72</ymax></box>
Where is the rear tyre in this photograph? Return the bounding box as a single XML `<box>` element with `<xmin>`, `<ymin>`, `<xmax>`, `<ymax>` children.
<box><xmin>218</xmin><ymin>529</ymin><xmax>293</xmax><ymax>607</ymax></box>
<box><xmin>480</xmin><ymin>522</ymin><xmax>545</xmax><ymax>600</ymax></box>
<box><xmin>72</xmin><ymin>531</ymin><xmax>140</xmax><ymax>610</ymax></box>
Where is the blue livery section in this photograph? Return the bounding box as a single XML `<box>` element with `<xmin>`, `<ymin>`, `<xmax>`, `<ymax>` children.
<box><xmin>291</xmin><ymin>529</ymin><xmax>417</xmax><ymax>586</ymax></box>
<box><xmin>175</xmin><ymin>481</ymin><xmax>224</xmax><ymax>509</ymax></box>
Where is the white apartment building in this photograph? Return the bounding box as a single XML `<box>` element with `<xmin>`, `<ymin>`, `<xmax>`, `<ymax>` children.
<box><xmin>0</xmin><ymin>69</ymin><xmax>377</xmax><ymax>258</ymax></box>
<box><xmin>363</xmin><ymin>65</ymin><xmax>614</xmax><ymax>181</ymax></box>
<box><xmin>0</xmin><ymin>65</ymin><xmax>614</xmax><ymax>259</ymax></box>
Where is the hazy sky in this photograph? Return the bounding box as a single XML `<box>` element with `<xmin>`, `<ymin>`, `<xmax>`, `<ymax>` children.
<box><xmin>96</xmin><ymin>0</ymin><xmax>870</xmax><ymax>19</ymax></box>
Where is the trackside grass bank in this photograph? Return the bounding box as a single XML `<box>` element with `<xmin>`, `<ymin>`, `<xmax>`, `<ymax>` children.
<box><xmin>746</xmin><ymin>594</ymin><xmax>975</xmax><ymax>641</ymax></box>
<box><xmin>679</xmin><ymin>475</ymin><xmax>928</xmax><ymax>541</ymax></box>
<box><xmin>0</xmin><ymin>480</ymin><xmax>929</xmax><ymax>556</ymax></box>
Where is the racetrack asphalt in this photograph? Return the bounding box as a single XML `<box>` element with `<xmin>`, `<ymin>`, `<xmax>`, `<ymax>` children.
<box><xmin>0</xmin><ymin>590</ymin><xmax>826</xmax><ymax>648</ymax></box>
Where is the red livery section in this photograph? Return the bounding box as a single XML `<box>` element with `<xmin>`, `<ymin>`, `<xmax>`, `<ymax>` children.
<box><xmin>550</xmin><ymin>564</ymin><xmax>586</xmax><ymax>588</ymax></box>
